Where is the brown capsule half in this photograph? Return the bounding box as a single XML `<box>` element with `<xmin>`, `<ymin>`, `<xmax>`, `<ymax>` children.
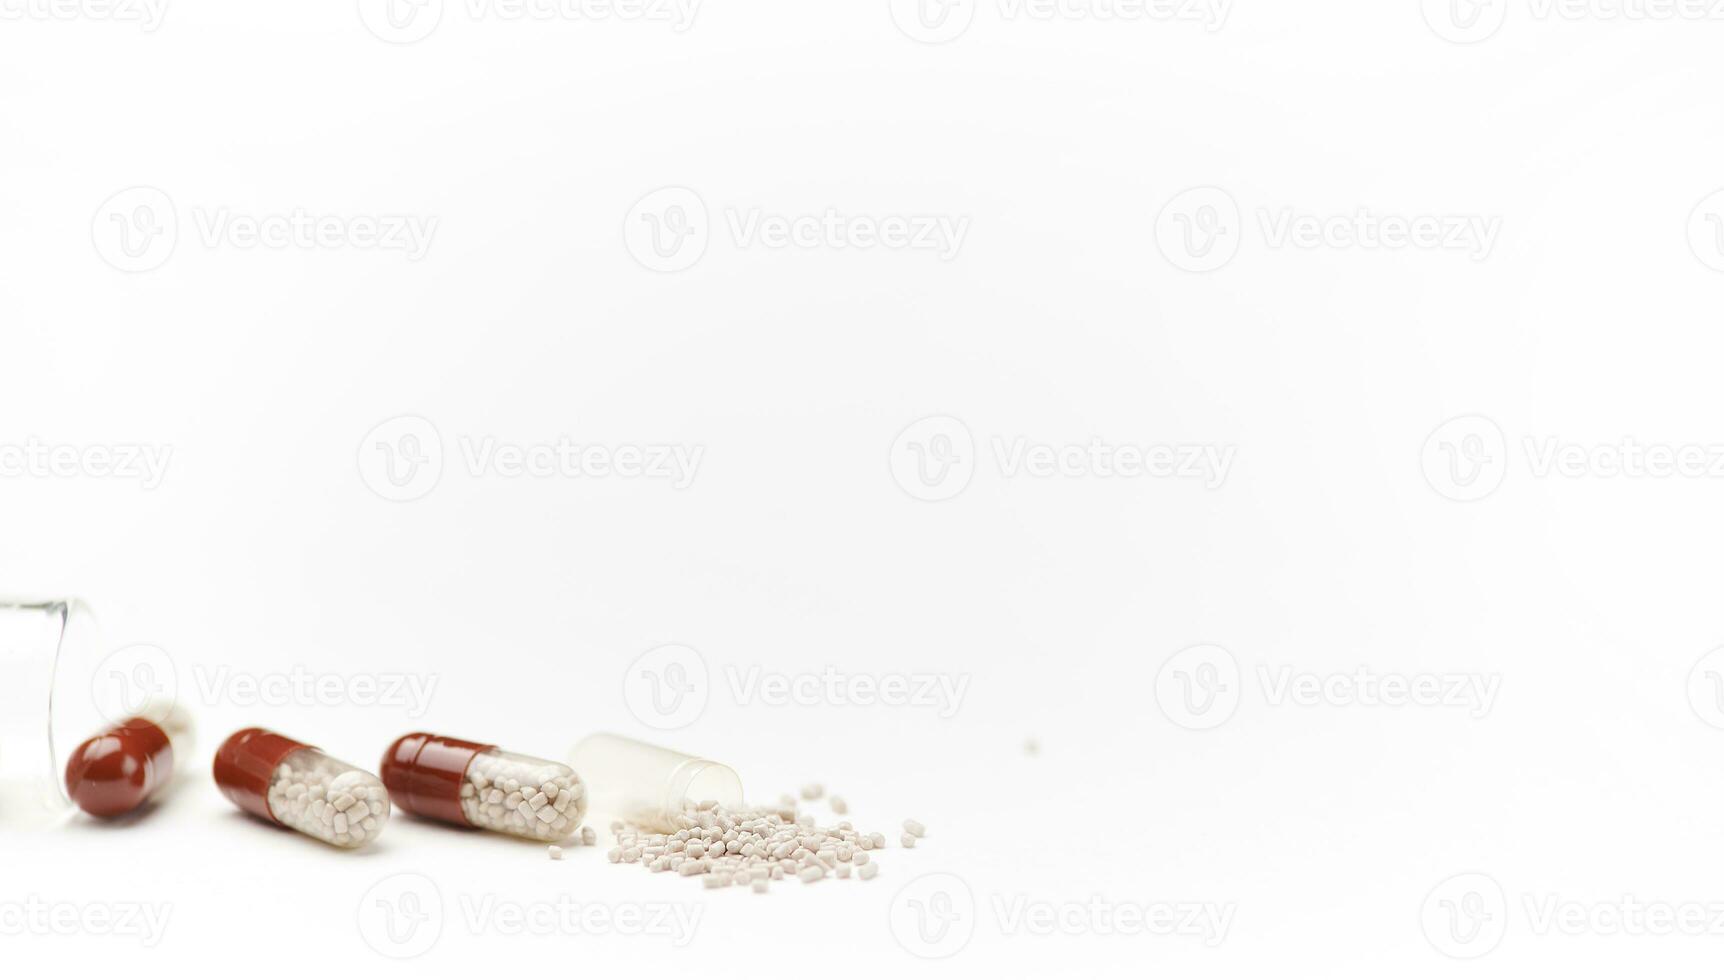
<box><xmin>64</xmin><ymin>716</ymin><xmax>178</xmax><ymax>818</ymax></box>
<box><xmin>380</xmin><ymin>732</ymin><xmax>495</xmax><ymax>827</ymax></box>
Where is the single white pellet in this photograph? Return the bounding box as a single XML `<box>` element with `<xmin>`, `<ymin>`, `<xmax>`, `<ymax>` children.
<box><xmin>830</xmin><ymin>796</ymin><xmax>848</xmax><ymax>814</ymax></box>
<box><xmin>580</xmin><ymin>826</ymin><xmax>596</xmax><ymax>846</ymax></box>
<box><xmin>900</xmin><ymin>833</ymin><xmax>916</xmax><ymax>848</ymax></box>
<box><xmin>752</xmin><ymin>879</ymin><xmax>769</xmax><ymax>894</ymax></box>
<box><xmin>548</xmin><ymin>845</ymin><xmax>563</xmax><ymax>861</ymax></box>
<box><xmin>800</xmin><ymin>783</ymin><xmax>823</xmax><ymax>801</ymax></box>
<box><xmin>836</xmin><ymin>864</ymin><xmax>851</xmax><ymax>879</ymax></box>
<box><xmin>858</xmin><ymin>863</ymin><xmax>879</xmax><ymax>880</ymax></box>
<box><xmin>606</xmin><ymin>847</ymin><xmax>622</xmax><ymax>863</ymax></box>
<box><xmin>798</xmin><ymin>865</ymin><xmax>824</xmax><ymax>883</ymax></box>
<box><xmin>903</xmin><ymin>819</ymin><xmax>926</xmax><ymax>838</ymax></box>
<box><xmin>703</xmin><ymin>873</ymin><xmax>731</xmax><ymax>889</ymax></box>
<box><xmin>853</xmin><ymin>851</ymin><xmax>869</xmax><ymax>866</ymax></box>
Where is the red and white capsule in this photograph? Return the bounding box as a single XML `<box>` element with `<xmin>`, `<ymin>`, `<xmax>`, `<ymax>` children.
<box><xmin>213</xmin><ymin>728</ymin><xmax>390</xmax><ymax>848</ymax></box>
<box><xmin>382</xmin><ymin>732</ymin><xmax>587</xmax><ymax>841</ymax></box>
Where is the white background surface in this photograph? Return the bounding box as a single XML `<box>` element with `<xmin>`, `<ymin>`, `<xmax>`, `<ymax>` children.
<box><xmin>5</xmin><ymin>0</ymin><xmax>1724</xmax><ymax>975</ymax></box>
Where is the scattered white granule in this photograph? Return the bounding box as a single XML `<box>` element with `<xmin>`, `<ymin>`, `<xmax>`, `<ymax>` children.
<box><xmin>903</xmin><ymin>819</ymin><xmax>926</xmax><ymax>838</ymax></box>
<box><xmin>580</xmin><ymin>826</ymin><xmax>596</xmax><ymax>846</ymax></box>
<box><xmin>830</xmin><ymin>796</ymin><xmax>848</xmax><ymax>815</ymax></box>
<box><xmin>460</xmin><ymin>751</ymin><xmax>586</xmax><ymax>842</ymax></box>
<box><xmin>548</xmin><ymin>845</ymin><xmax>563</xmax><ymax>860</ymax></box>
<box><xmin>602</xmin><ymin>792</ymin><xmax>901</xmax><ymax>889</ymax></box>
<box><xmin>800</xmin><ymin>783</ymin><xmax>823</xmax><ymax>801</ymax></box>
<box><xmin>900</xmin><ymin>833</ymin><xmax>917</xmax><ymax>849</ymax></box>
<box><xmin>267</xmin><ymin>753</ymin><xmax>389</xmax><ymax>849</ymax></box>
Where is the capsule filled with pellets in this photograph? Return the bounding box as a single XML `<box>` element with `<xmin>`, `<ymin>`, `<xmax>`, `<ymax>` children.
<box><xmin>381</xmin><ymin>732</ymin><xmax>587</xmax><ymax>842</ymax></box>
<box><xmin>213</xmin><ymin>728</ymin><xmax>389</xmax><ymax>848</ymax></box>
<box><xmin>64</xmin><ymin>705</ymin><xmax>194</xmax><ymax>818</ymax></box>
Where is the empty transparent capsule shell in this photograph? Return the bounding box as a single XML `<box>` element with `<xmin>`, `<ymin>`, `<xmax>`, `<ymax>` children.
<box><xmin>382</xmin><ymin>732</ymin><xmax>587</xmax><ymax>841</ymax></box>
<box><xmin>569</xmin><ymin>732</ymin><xmax>742</xmax><ymax>833</ymax></box>
<box><xmin>214</xmin><ymin>728</ymin><xmax>390</xmax><ymax>848</ymax></box>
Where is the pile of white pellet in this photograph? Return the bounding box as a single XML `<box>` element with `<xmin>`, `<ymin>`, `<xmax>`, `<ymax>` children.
<box><xmin>267</xmin><ymin>754</ymin><xmax>390</xmax><ymax>848</ymax></box>
<box><xmin>459</xmin><ymin>752</ymin><xmax>587</xmax><ymax>842</ymax></box>
<box><xmin>603</xmin><ymin>786</ymin><xmax>925</xmax><ymax>892</ymax></box>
